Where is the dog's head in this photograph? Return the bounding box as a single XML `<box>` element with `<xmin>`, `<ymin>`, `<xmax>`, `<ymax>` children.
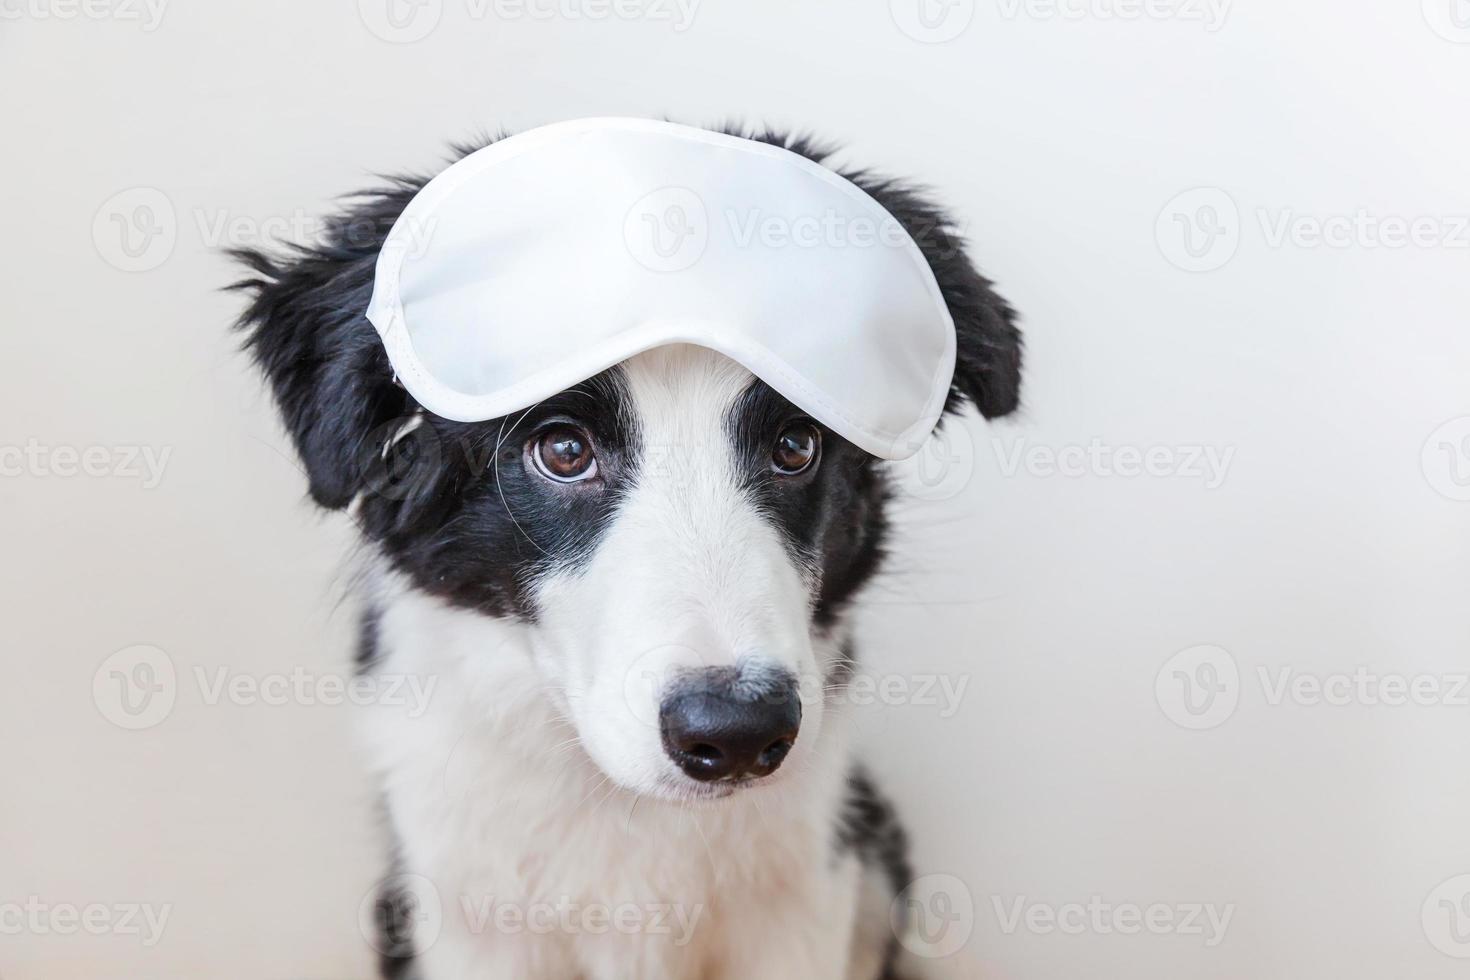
<box><xmin>231</xmin><ymin>127</ymin><xmax>1020</xmax><ymax>803</ymax></box>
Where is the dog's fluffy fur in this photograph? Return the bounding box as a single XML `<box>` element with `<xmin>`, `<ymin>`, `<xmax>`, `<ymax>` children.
<box><xmin>230</xmin><ymin>124</ymin><xmax>1021</xmax><ymax>980</ymax></box>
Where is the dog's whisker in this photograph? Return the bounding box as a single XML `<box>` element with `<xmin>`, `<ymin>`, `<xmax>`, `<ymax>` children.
<box><xmin>685</xmin><ymin>808</ymin><xmax>721</xmax><ymax>884</ymax></box>
<box><xmin>571</xmin><ymin>773</ymin><xmax>613</xmax><ymax>814</ymax></box>
<box><xmin>489</xmin><ymin>411</ymin><xmax>552</xmax><ymax>559</ymax></box>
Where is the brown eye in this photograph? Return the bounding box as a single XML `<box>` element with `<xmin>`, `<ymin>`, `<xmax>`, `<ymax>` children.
<box><xmin>772</xmin><ymin>422</ymin><xmax>821</xmax><ymax>475</ymax></box>
<box><xmin>531</xmin><ymin>426</ymin><xmax>597</xmax><ymax>483</ymax></box>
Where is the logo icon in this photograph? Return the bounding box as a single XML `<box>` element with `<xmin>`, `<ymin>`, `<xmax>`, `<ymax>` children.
<box><xmin>1423</xmin><ymin>874</ymin><xmax>1470</xmax><ymax>957</ymax></box>
<box><xmin>1422</xmin><ymin>417</ymin><xmax>1470</xmax><ymax>501</ymax></box>
<box><xmin>1424</xmin><ymin>0</ymin><xmax>1470</xmax><ymax>42</ymax></box>
<box><xmin>1155</xmin><ymin>644</ymin><xmax>1239</xmax><ymax>730</ymax></box>
<box><xmin>93</xmin><ymin>645</ymin><xmax>177</xmax><ymax>730</ymax></box>
<box><xmin>891</xmin><ymin>873</ymin><xmax>974</xmax><ymax>958</ymax></box>
<box><xmin>361</xmin><ymin>414</ymin><xmax>442</xmax><ymax>502</ymax></box>
<box><xmin>890</xmin><ymin>0</ymin><xmax>975</xmax><ymax>43</ymax></box>
<box><xmin>622</xmin><ymin>645</ymin><xmax>715</xmax><ymax>727</ymax></box>
<box><xmin>624</xmin><ymin>187</ymin><xmax>708</xmax><ymax>273</ymax></box>
<box><xmin>361</xmin><ymin>873</ymin><xmax>443</xmax><ymax>957</ymax></box>
<box><xmin>93</xmin><ymin>188</ymin><xmax>176</xmax><ymax>272</ymax></box>
<box><xmin>892</xmin><ymin>425</ymin><xmax>975</xmax><ymax>501</ymax></box>
<box><xmin>1156</xmin><ymin>188</ymin><xmax>1240</xmax><ymax>272</ymax></box>
<box><xmin>358</xmin><ymin>0</ymin><xmax>443</xmax><ymax>43</ymax></box>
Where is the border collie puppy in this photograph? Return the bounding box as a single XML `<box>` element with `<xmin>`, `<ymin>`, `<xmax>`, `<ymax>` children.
<box><xmin>231</xmin><ymin>123</ymin><xmax>1021</xmax><ymax>980</ymax></box>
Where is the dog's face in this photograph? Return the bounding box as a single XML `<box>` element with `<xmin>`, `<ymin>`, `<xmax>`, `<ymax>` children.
<box><xmin>231</xmin><ymin>127</ymin><xmax>1021</xmax><ymax>804</ymax></box>
<box><xmin>346</xmin><ymin>345</ymin><xmax>889</xmax><ymax>801</ymax></box>
<box><xmin>516</xmin><ymin>346</ymin><xmax>882</xmax><ymax>800</ymax></box>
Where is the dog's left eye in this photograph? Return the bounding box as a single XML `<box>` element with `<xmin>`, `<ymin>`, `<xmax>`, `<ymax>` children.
<box><xmin>771</xmin><ymin>422</ymin><xmax>821</xmax><ymax>476</ymax></box>
<box><xmin>529</xmin><ymin>426</ymin><xmax>598</xmax><ymax>483</ymax></box>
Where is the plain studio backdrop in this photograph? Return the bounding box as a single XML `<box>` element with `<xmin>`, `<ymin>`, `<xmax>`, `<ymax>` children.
<box><xmin>2</xmin><ymin>2</ymin><xmax>1468</xmax><ymax>977</ymax></box>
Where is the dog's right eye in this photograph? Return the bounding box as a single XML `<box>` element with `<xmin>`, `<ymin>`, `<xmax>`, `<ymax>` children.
<box><xmin>771</xmin><ymin>421</ymin><xmax>821</xmax><ymax>476</ymax></box>
<box><xmin>529</xmin><ymin>426</ymin><xmax>598</xmax><ymax>483</ymax></box>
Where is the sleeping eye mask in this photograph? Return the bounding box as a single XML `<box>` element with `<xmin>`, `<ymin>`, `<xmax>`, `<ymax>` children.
<box><xmin>364</xmin><ymin>117</ymin><xmax>956</xmax><ymax>460</ymax></box>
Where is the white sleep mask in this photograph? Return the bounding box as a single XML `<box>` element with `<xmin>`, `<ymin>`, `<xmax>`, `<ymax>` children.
<box><xmin>364</xmin><ymin>117</ymin><xmax>956</xmax><ymax>460</ymax></box>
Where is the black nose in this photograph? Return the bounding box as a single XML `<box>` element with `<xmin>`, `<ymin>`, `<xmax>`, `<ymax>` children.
<box><xmin>659</xmin><ymin>667</ymin><xmax>802</xmax><ymax>782</ymax></box>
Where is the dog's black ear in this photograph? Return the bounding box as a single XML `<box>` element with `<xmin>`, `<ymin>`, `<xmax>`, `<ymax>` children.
<box><xmin>726</xmin><ymin>128</ymin><xmax>1023</xmax><ymax>420</ymax></box>
<box><xmin>227</xmin><ymin>184</ymin><xmax>422</xmax><ymax>509</ymax></box>
<box><xmin>928</xmin><ymin>225</ymin><xmax>1024</xmax><ymax>420</ymax></box>
<box><xmin>855</xmin><ymin>179</ymin><xmax>1023</xmax><ymax>419</ymax></box>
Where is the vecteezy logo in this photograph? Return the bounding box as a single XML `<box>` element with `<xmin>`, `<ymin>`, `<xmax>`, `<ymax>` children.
<box><xmin>93</xmin><ymin>645</ymin><xmax>177</xmax><ymax>730</ymax></box>
<box><xmin>358</xmin><ymin>0</ymin><xmax>443</xmax><ymax>42</ymax></box>
<box><xmin>892</xmin><ymin>424</ymin><xmax>975</xmax><ymax>501</ymax></box>
<box><xmin>1422</xmin><ymin>874</ymin><xmax>1470</xmax><ymax>957</ymax></box>
<box><xmin>1422</xmin><ymin>417</ymin><xmax>1470</xmax><ymax>501</ymax></box>
<box><xmin>621</xmin><ymin>645</ymin><xmax>714</xmax><ymax>728</ymax></box>
<box><xmin>360</xmin><ymin>414</ymin><xmax>441</xmax><ymax>502</ymax></box>
<box><xmin>890</xmin><ymin>0</ymin><xmax>975</xmax><ymax>43</ymax></box>
<box><xmin>1154</xmin><ymin>644</ymin><xmax>1239</xmax><ymax>730</ymax></box>
<box><xmin>891</xmin><ymin>873</ymin><xmax>974</xmax><ymax>959</ymax></box>
<box><xmin>623</xmin><ymin>187</ymin><xmax>708</xmax><ymax>273</ymax></box>
<box><xmin>92</xmin><ymin>188</ymin><xmax>176</xmax><ymax>272</ymax></box>
<box><xmin>361</xmin><ymin>873</ymin><xmax>443</xmax><ymax>957</ymax></box>
<box><xmin>1423</xmin><ymin>0</ymin><xmax>1470</xmax><ymax>42</ymax></box>
<box><xmin>1156</xmin><ymin>188</ymin><xmax>1240</xmax><ymax>272</ymax></box>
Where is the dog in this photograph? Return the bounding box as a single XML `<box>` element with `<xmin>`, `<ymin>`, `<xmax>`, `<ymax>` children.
<box><xmin>230</xmin><ymin>123</ymin><xmax>1022</xmax><ymax>980</ymax></box>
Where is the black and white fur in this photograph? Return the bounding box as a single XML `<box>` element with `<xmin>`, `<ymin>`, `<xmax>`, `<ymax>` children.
<box><xmin>230</xmin><ymin>125</ymin><xmax>1022</xmax><ymax>980</ymax></box>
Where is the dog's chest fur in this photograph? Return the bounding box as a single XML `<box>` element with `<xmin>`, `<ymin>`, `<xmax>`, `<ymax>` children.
<box><xmin>361</xmin><ymin>576</ymin><xmax>885</xmax><ymax>980</ymax></box>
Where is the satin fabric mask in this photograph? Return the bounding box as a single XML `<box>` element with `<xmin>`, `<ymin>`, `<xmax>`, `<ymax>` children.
<box><xmin>365</xmin><ymin>117</ymin><xmax>955</xmax><ymax>460</ymax></box>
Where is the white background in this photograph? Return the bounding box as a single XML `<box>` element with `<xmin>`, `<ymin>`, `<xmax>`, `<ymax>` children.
<box><xmin>3</xmin><ymin>1</ymin><xmax>1469</xmax><ymax>977</ymax></box>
